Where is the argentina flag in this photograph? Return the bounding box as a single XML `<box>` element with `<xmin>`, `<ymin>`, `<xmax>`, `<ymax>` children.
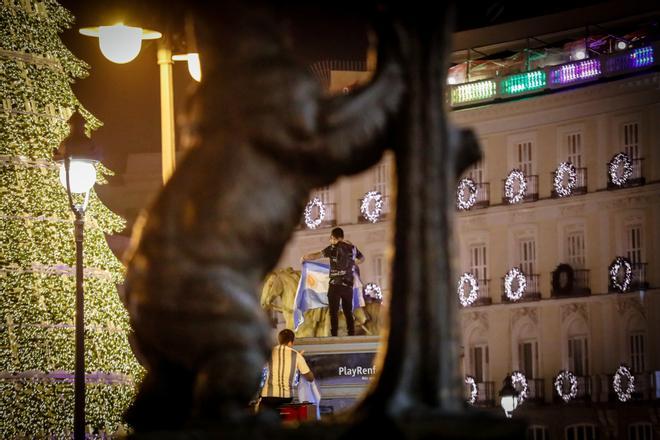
<box><xmin>293</xmin><ymin>261</ymin><xmax>365</xmax><ymax>330</ymax></box>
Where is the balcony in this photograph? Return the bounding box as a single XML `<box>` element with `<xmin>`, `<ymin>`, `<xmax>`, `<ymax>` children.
<box><xmin>526</xmin><ymin>378</ymin><xmax>545</xmax><ymax>403</ymax></box>
<box><xmin>502</xmin><ymin>175</ymin><xmax>538</xmax><ymax>204</ymax></box>
<box><xmin>595</xmin><ymin>372</ymin><xmax>656</xmax><ymax>402</ymax></box>
<box><xmin>551</xmin><ymin>266</ymin><xmax>591</xmax><ymax>297</ymax></box>
<box><xmin>456</xmin><ymin>182</ymin><xmax>490</xmax><ymax>211</ymax></box>
<box><xmin>608</xmin><ymin>262</ymin><xmax>649</xmax><ymax>292</ymax></box>
<box><xmin>298</xmin><ymin>202</ymin><xmax>337</xmax><ymax>229</ymax></box>
<box><xmin>357</xmin><ymin>195</ymin><xmax>392</xmax><ymax>223</ymax></box>
<box><xmin>607</xmin><ymin>157</ymin><xmax>645</xmax><ymax>189</ymax></box>
<box><xmin>473</xmin><ymin>279</ymin><xmax>492</xmax><ymax>306</ymax></box>
<box><xmin>471</xmin><ymin>381</ymin><xmax>496</xmax><ymax>407</ymax></box>
<box><xmin>501</xmin><ymin>273</ymin><xmax>541</xmax><ymax>303</ymax></box>
<box><xmin>554</xmin><ymin>375</ymin><xmax>593</xmax><ymax>403</ymax></box>
<box><xmin>551</xmin><ymin>167</ymin><xmax>588</xmax><ymax>198</ymax></box>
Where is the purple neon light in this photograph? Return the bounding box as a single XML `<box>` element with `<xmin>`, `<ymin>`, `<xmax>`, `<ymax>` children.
<box><xmin>550</xmin><ymin>59</ymin><xmax>601</xmax><ymax>85</ymax></box>
<box><xmin>605</xmin><ymin>46</ymin><xmax>655</xmax><ymax>75</ymax></box>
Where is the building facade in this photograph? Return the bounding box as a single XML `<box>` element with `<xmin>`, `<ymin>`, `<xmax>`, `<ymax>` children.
<box><xmin>277</xmin><ymin>38</ymin><xmax>660</xmax><ymax>440</ymax></box>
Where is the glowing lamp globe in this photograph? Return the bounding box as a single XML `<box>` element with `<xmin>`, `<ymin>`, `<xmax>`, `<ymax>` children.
<box><xmin>80</xmin><ymin>24</ymin><xmax>162</xmax><ymax>64</ymax></box>
<box><xmin>99</xmin><ymin>24</ymin><xmax>143</xmax><ymax>63</ymax></box>
<box><xmin>173</xmin><ymin>53</ymin><xmax>202</xmax><ymax>82</ymax></box>
<box><xmin>499</xmin><ymin>375</ymin><xmax>519</xmax><ymax>418</ymax></box>
<box><xmin>59</xmin><ymin>160</ymin><xmax>97</xmax><ymax>194</ymax></box>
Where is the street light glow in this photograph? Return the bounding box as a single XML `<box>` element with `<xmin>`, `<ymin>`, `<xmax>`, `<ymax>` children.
<box><xmin>58</xmin><ymin>159</ymin><xmax>97</xmax><ymax>194</ymax></box>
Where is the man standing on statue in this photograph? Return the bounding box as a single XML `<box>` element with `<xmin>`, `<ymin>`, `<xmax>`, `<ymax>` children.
<box><xmin>302</xmin><ymin>227</ymin><xmax>364</xmax><ymax>336</ymax></box>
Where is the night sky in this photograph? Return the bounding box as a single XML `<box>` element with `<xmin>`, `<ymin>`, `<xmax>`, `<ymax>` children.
<box><xmin>55</xmin><ymin>1</ymin><xmax>607</xmax><ymax>176</ymax></box>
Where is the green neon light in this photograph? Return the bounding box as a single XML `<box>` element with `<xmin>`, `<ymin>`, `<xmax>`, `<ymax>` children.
<box><xmin>500</xmin><ymin>71</ymin><xmax>546</xmax><ymax>96</ymax></box>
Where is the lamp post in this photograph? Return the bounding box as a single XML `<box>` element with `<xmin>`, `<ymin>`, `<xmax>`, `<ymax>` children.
<box><xmin>54</xmin><ymin>112</ymin><xmax>98</xmax><ymax>440</ymax></box>
<box><xmin>499</xmin><ymin>374</ymin><xmax>520</xmax><ymax>418</ymax></box>
<box><xmin>79</xmin><ymin>22</ymin><xmax>201</xmax><ymax>184</ymax></box>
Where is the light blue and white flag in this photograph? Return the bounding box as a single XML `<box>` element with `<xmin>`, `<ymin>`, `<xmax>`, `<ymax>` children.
<box><xmin>293</xmin><ymin>261</ymin><xmax>365</xmax><ymax>330</ymax></box>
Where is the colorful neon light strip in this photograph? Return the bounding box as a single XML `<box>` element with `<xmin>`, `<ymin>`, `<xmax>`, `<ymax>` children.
<box><xmin>451</xmin><ymin>80</ymin><xmax>497</xmax><ymax>106</ymax></box>
<box><xmin>549</xmin><ymin>59</ymin><xmax>601</xmax><ymax>86</ymax></box>
<box><xmin>500</xmin><ymin>70</ymin><xmax>546</xmax><ymax>96</ymax></box>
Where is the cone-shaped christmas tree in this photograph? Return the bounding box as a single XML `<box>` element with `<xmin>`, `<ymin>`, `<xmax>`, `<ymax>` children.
<box><xmin>0</xmin><ymin>1</ymin><xmax>143</xmax><ymax>437</ymax></box>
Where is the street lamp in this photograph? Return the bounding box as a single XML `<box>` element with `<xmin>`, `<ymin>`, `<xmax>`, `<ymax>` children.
<box><xmin>80</xmin><ymin>19</ymin><xmax>201</xmax><ymax>184</ymax></box>
<box><xmin>499</xmin><ymin>374</ymin><xmax>519</xmax><ymax>418</ymax></box>
<box><xmin>53</xmin><ymin>112</ymin><xmax>99</xmax><ymax>440</ymax></box>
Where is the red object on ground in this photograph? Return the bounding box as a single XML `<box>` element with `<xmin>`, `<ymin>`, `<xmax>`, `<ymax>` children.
<box><xmin>279</xmin><ymin>403</ymin><xmax>317</xmax><ymax>421</ymax></box>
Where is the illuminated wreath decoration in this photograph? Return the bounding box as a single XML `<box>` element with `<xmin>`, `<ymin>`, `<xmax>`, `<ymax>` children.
<box><xmin>613</xmin><ymin>364</ymin><xmax>635</xmax><ymax>402</ymax></box>
<box><xmin>360</xmin><ymin>191</ymin><xmax>384</xmax><ymax>223</ymax></box>
<box><xmin>304</xmin><ymin>197</ymin><xmax>326</xmax><ymax>229</ymax></box>
<box><xmin>465</xmin><ymin>375</ymin><xmax>478</xmax><ymax>405</ymax></box>
<box><xmin>608</xmin><ymin>152</ymin><xmax>633</xmax><ymax>186</ymax></box>
<box><xmin>456</xmin><ymin>178</ymin><xmax>478</xmax><ymax>210</ymax></box>
<box><xmin>609</xmin><ymin>256</ymin><xmax>632</xmax><ymax>293</ymax></box>
<box><xmin>457</xmin><ymin>272</ymin><xmax>479</xmax><ymax>307</ymax></box>
<box><xmin>505</xmin><ymin>169</ymin><xmax>527</xmax><ymax>204</ymax></box>
<box><xmin>554</xmin><ymin>370</ymin><xmax>578</xmax><ymax>402</ymax></box>
<box><xmin>511</xmin><ymin>371</ymin><xmax>529</xmax><ymax>404</ymax></box>
<box><xmin>364</xmin><ymin>283</ymin><xmax>383</xmax><ymax>301</ymax></box>
<box><xmin>553</xmin><ymin>162</ymin><xmax>577</xmax><ymax>197</ymax></box>
<box><xmin>504</xmin><ymin>267</ymin><xmax>527</xmax><ymax>301</ymax></box>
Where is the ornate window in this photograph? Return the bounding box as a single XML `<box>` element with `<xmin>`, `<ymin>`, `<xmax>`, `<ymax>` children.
<box><xmin>527</xmin><ymin>425</ymin><xmax>549</xmax><ymax>440</ymax></box>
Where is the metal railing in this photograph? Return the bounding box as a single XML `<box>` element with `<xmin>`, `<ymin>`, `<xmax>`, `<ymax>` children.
<box><xmin>551</xmin><ymin>167</ymin><xmax>588</xmax><ymax>197</ymax></box>
<box><xmin>298</xmin><ymin>202</ymin><xmax>337</xmax><ymax>229</ymax></box>
<box><xmin>607</xmin><ymin>157</ymin><xmax>645</xmax><ymax>189</ymax></box>
<box><xmin>608</xmin><ymin>262</ymin><xmax>648</xmax><ymax>292</ymax></box>
<box><xmin>473</xmin><ymin>381</ymin><xmax>496</xmax><ymax>406</ymax></box>
<box><xmin>501</xmin><ymin>273</ymin><xmax>541</xmax><ymax>302</ymax></box>
<box><xmin>502</xmin><ymin>175</ymin><xmax>538</xmax><ymax>204</ymax></box>
<box><xmin>552</xmin><ymin>268</ymin><xmax>591</xmax><ymax>297</ymax></box>
<box><xmin>527</xmin><ymin>378</ymin><xmax>545</xmax><ymax>403</ymax></box>
<box><xmin>357</xmin><ymin>195</ymin><xmax>391</xmax><ymax>223</ymax></box>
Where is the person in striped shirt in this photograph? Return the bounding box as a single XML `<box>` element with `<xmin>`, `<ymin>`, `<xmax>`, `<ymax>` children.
<box><xmin>259</xmin><ymin>329</ymin><xmax>314</xmax><ymax>413</ymax></box>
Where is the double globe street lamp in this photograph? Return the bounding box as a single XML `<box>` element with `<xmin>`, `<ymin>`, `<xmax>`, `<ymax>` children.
<box><xmin>80</xmin><ymin>21</ymin><xmax>202</xmax><ymax>184</ymax></box>
<box><xmin>53</xmin><ymin>112</ymin><xmax>98</xmax><ymax>440</ymax></box>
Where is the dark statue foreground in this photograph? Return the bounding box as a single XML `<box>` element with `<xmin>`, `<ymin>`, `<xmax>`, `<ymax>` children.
<box><xmin>123</xmin><ymin>2</ymin><xmax>525</xmax><ymax>438</ymax></box>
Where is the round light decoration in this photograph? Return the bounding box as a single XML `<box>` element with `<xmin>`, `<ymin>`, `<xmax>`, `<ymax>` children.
<box><xmin>456</xmin><ymin>178</ymin><xmax>478</xmax><ymax>210</ymax></box>
<box><xmin>457</xmin><ymin>272</ymin><xmax>479</xmax><ymax>307</ymax></box>
<box><xmin>609</xmin><ymin>256</ymin><xmax>632</xmax><ymax>293</ymax></box>
<box><xmin>505</xmin><ymin>169</ymin><xmax>527</xmax><ymax>204</ymax></box>
<box><xmin>360</xmin><ymin>191</ymin><xmax>384</xmax><ymax>223</ymax></box>
<box><xmin>465</xmin><ymin>375</ymin><xmax>478</xmax><ymax>405</ymax></box>
<box><xmin>304</xmin><ymin>197</ymin><xmax>326</xmax><ymax>229</ymax></box>
<box><xmin>553</xmin><ymin>162</ymin><xmax>577</xmax><ymax>197</ymax></box>
<box><xmin>613</xmin><ymin>364</ymin><xmax>635</xmax><ymax>402</ymax></box>
<box><xmin>554</xmin><ymin>370</ymin><xmax>578</xmax><ymax>402</ymax></box>
<box><xmin>364</xmin><ymin>283</ymin><xmax>383</xmax><ymax>301</ymax></box>
<box><xmin>511</xmin><ymin>371</ymin><xmax>529</xmax><ymax>404</ymax></box>
<box><xmin>608</xmin><ymin>152</ymin><xmax>633</xmax><ymax>186</ymax></box>
<box><xmin>504</xmin><ymin>267</ymin><xmax>527</xmax><ymax>301</ymax></box>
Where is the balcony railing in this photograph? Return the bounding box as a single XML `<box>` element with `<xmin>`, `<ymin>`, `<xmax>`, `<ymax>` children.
<box><xmin>474</xmin><ymin>279</ymin><xmax>492</xmax><ymax>306</ymax></box>
<box><xmin>472</xmin><ymin>381</ymin><xmax>496</xmax><ymax>407</ymax></box>
<box><xmin>298</xmin><ymin>202</ymin><xmax>337</xmax><ymax>229</ymax></box>
<box><xmin>551</xmin><ymin>167</ymin><xmax>588</xmax><ymax>198</ymax></box>
<box><xmin>501</xmin><ymin>273</ymin><xmax>541</xmax><ymax>303</ymax></box>
<box><xmin>456</xmin><ymin>182</ymin><xmax>490</xmax><ymax>211</ymax></box>
<box><xmin>607</xmin><ymin>157</ymin><xmax>645</xmax><ymax>189</ymax></box>
<box><xmin>502</xmin><ymin>175</ymin><xmax>538</xmax><ymax>204</ymax></box>
<box><xmin>609</xmin><ymin>262</ymin><xmax>649</xmax><ymax>292</ymax></box>
<box><xmin>552</xmin><ymin>267</ymin><xmax>591</xmax><ymax>297</ymax></box>
<box><xmin>594</xmin><ymin>372</ymin><xmax>656</xmax><ymax>402</ymax></box>
<box><xmin>630</xmin><ymin>263</ymin><xmax>649</xmax><ymax>290</ymax></box>
<box><xmin>554</xmin><ymin>375</ymin><xmax>593</xmax><ymax>403</ymax></box>
<box><xmin>527</xmin><ymin>378</ymin><xmax>545</xmax><ymax>403</ymax></box>
<box><xmin>357</xmin><ymin>195</ymin><xmax>391</xmax><ymax>223</ymax></box>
